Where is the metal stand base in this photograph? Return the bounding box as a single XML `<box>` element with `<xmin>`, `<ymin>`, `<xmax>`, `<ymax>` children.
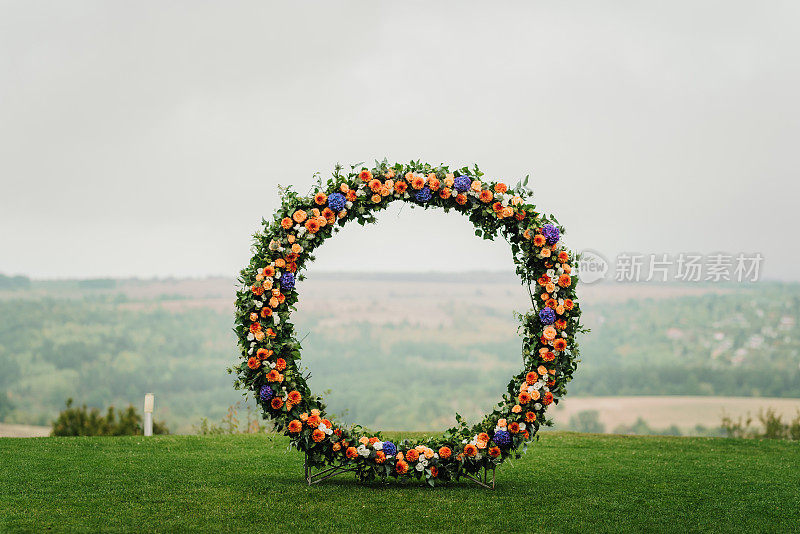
<box><xmin>304</xmin><ymin>454</ymin><xmax>496</xmax><ymax>488</ymax></box>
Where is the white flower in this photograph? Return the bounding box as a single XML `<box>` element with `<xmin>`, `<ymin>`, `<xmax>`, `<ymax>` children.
<box><xmin>273</xmin><ymin>314</ymin><xmax>280</xmax><ymax>325</ymax></box>
<box><xmin>297</xmin><ymin>227</ymin><xmax>307</xmax><ymax>236</ymax></box>
<box><xmin>415</xmin><ymin>462</ymin><xmax>425</xmax><ymax>472</ymax></box>
<box><xmin>357</xmin><ymin>444</ymin><xmax>370</xmax><ymax>457</ymax></box>
<box><xmin>534</xmin><ymin>403</ymin><xmax>542</xmax><ymax>410</ymax></box>
<box><xmin>275</xmin><ymin>271</ymin><xmax>281</xmax><ymax>279</ymax></box>
<box><xmin>356</xmin><ymin>189</ymin><xmax>366</xmax><ymax>197</ymax></box>
<box><xmin>247</xmin><ymin>333</ymin><xmax>255</xmax><ymax>341</ymax></box>
<box><xmin>519</xmin><ymin>422</ymin><xmax>526</xmax><ymax>430</ymax></box>
<box><xmin>345</xmin><ymin>201</ymin><xmax>353</xmax><ymax>209</ymax></box>
<box><xmin>533</xmin><ymin>382</ymin><xmax>542</xmax><ymax>390</ymax></box>
<box><xmin>373</xmin><ymin>441</ymin><xmax>384</xmax><ymax>451</ymax></box>
<box><xmin>547</xmin><ymin>269</ymin><xmax>556</xmax><ymax>278</ymax></box>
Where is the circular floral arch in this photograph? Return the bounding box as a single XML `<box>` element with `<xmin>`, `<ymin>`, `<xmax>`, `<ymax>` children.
<box><xmin>233</xmin><ymin>160</ymin><xmax>582</xmax><ymax>486</ymax></box>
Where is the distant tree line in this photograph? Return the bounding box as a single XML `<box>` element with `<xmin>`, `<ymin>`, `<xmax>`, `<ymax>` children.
<box><xmin>51</xmin><ymin>399</ymin><xmax>169</xmax><ymax>436</ymax></box>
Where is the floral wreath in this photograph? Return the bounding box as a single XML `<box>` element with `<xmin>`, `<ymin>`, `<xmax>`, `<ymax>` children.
<box><xmin>233</xmin><ymin>160</ymin><xmax>583</xmax><ymax>486</ymax></box>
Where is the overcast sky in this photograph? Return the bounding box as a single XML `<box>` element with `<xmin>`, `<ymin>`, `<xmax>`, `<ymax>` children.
<box><xmin>2</xmin><ymin>1</ymin><xmax>799</xmax><ymax>280</ymax></box>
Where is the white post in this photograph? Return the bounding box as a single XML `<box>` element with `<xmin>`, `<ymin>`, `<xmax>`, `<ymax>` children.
<box><xmin>143</xmin><ymin>393</ymin><xmax>154</xmax><ymax>437</ymax></box>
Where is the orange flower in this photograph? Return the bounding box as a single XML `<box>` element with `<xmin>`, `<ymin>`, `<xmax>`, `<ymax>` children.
<box><xmin>541</xmin><ymin>248</ymin><xmax>551</xmax><ymax>257</ymax></box>
<box><xmin>312</xmin><ymin>429</ymin><xmax>325</xmax><ymax>442</ymax></box>
<box><xmin>375</xmin><ymin>451</ymin><xmax>386</xmax><ymax>464</ymax></box>
<box><xmin>247</xmin><ymin>357</ymin><xmax>260</xmax><ymax>369</ymax></box>
<box><xmin>523</xmin><ymin>229</ymin><xmax>532</xmax><ymax>240</ymax></box>
<box><xmin>488</xmin><ymin>446</ymin><xmax>501</xmax><ymax>458</ymax></box>
<box><xmin>502</xmin><ymin>207</ymin><xmax>514</xmax><ymax>218</ymax></box>
<box><xmin>479</xmin><ymin>189</ymin><xmax>493</xmax><ymax>203</ymax></box>
<box><xmin>464</xmin><ymin>444</ymin><xmax>478</xmax><ymax>457</ymax></box>
<box><xmin>268</xmin><ymin>297</ymin><xmax>278</xmax><ymax>308</ymax></box>
<box><xmin>531</xmin><ymin>390</ymin><xmax>541</xmax><ymax>401</ymax></box>
<box><xmin>438</xmin><ymin>446</ymin><xmax>451</xmax><ymax>459</ymax></box>
<box><xmin>291</xmin><ymin>243</ymin><xmax>302</xmax><ymax>254</ymax></box>
<box><xmin>395</xmin><ymin>460</ymin><xmax>409</xmax><ymax>474</ymax></box>
<box><xmin>346</xmin><ymin>446</ymin><xmax>358</xmax><ymax>459</ymax></box>
<box><xmin>271</xmin><ymin>397</ymin><xmax>283</xmax><ymax>410</ymax></box>
<box><xmin>405</xmin><ymin>449</ymin><xmax>419</xmax><ymax>462</ymax></box>
<box><xmin>546</xmin><ymin>298</ymin><xmax>558</xmax><ymax>309</ymax></box>
<box><xmin>281</xmin><ymin>217</ymin><xmax>293</xmax><ymax>229</ymax></box>
<box><xmin>384</xmin><ymin>169</ymin><xmax>395</xmax><ymax>178</ymax></box>
<box><xmin>251</xmin><ymin>284</ymin><xmax>264</xmax><ymax>296</ymax></box>
<box><xmin>259</xmin><ymin>307</ymin><xmax>271</xmax><ymax>320</ymax></box>
<box><xmin>543</xmin><ymin>326</ymin><xmax>557</xmax><ymax>340</ymax></box>
<box><xmin>538</xmin><ymin>365</ymin><xmax>548</xmax><ymax>375</ymax></box>
<box><xmin>332</xmin><ymin>442</ymin><xmax>341</xmax><ymax>452</ymax></box>
<box><xmin>509</xmin><ymin>422</ymin><xmax>520</xmax><ymax>434</ymax></box>
<box><xmin>339</xmin><ymin>183</ymin><xmax>350</xmax><ymax>193</ymax></box>
<box><xmin>546</xmin><ymin>282</ymin><xmax>556</xmax><ymax>293</ymax></box>
<box><xmin>394</xmin><ymin>180</ymin><xmax>408</xmax><ymax>194</ymax></box>
<box><xmin>455</xmin><ymin>194</ymin><xmax>467</xmax><ymax>205</ymax></box>
<box><xmin>256</xmin><ymin>348</ymin><xmax>272</xmax><ymax>360</ymax></box>
<box><xmin>305</xmin><ymin>218</ymin><xmax>320</xmax><ymax>233</ymax></box>
<box><xmin>371</xmin><ymin>194</ymin><xmax>382</xmax><ymax>203</ymax></box>
<box><xmin>266</xmin><ymin>369</ymin><xmax>281</xmax><ymax>382</ymax></box>
<box><xmin>346</xmin><ymin>189</ymin><xmax>357</xmax><ymax>201</ymax></box>
<box><xmin>478</xmin><ymin>432</ymin><xmax>490</xmax><ymax>443</ymax></box>
<box><xmin>322</xmin><ymin>207</ymin><xmax>335</xmax><ymax>223</ymax></box>
<box><xmin>518</xmin><ymin>392</ymin><xmax>532</xmax><ymax>405</ymax></box>
<box><xmin>249</xmin><ymin>323</ymin><xmax>261</xmax><ymax>334</ymax></box>
<box><xmin>494</xmin><ymin>182</ymin><xmax>507</xmax><ymax>194</ymax></box>
<box><xmin>307</xmin><ymin>414</ymin><xmax>321</xmax><ymax>428</ymax></box>
<box><xmin>470</xmin><ymin>180</ymin><xmax>482</xmax><ymax>192</ymax></box>
<box><xmin>543</xmin><ymin>351</ymin><xmax>556</xmax><ymax>362</ymax></box>
<box><xmin>543</xmin><ymin>392</ymin><xmax>554</xmax><ymax>405</ymax></box>
<box><xmin>275</xmin><ymin>358</ymin><xmax>287</xmax><ymax>371</ymax></box>
<box><xmin>533</xmin><ymin>234</ymin><xmax>546</xmax><ymax>246</ymax></box>
<box><xmin>410</xmin><ymin>176</ymin><xmax>425</xmax><ymax>190</ymax></box>
<box><xmin>512</xmin><ymin>404</ymin><xmax>522</xmax><ymax>414</ymax></box>
<box><xmin>554</xmin><ymin>338</ymin><xmax>567</xmax><ymax>351</ymax></box>
<box><xmin>515</xmin><ymin>210</ymin><xmax>526</xmax><ymax>221</ymax></box>
<box><xmin>558</xmin><ymin>251</ymin><xmax>569</xmax><ymax>263</ymax></box>
<box><xmin>288</xmin><ymin>420</ymin><xmax>302</xmax><ymax>433</ymax></box>
<box><xmin>263</xmin><ymin>265</ymin><xmax>275</xmax><ymax>277</ymax></box>
<box><xmin>292</xmin><ymin>210</ymin><xmax>307</xmax><ymax>223</ymax></box>
<box><xmin>287</xmin><ymin>390</ymin><xmax>301</xmax><ymax>405</ymax></box>
<box><xmin>359</xmin><ymin>169</ymin><xmax>372</xmax><ymax>182</ymax></box>
<box><xmin>427</xmin><ymin>176</ymin><xmax>440</xmax><ymax>191</ymax></box>
<box><xmin>314</xmin><ymin>192</ymin><xmax>327</xmax><ymax>205</ymax></box>
<box><xmin>525</xmin><ymin>411</ymin><xmax>537</xmax><ymax>422</ymax></box>
<box><xmin>444</xmin><ymin>174</ymin><xmax>455</xmax><ymax>187</ymax></box>
<box><xmin>265</xmin><ymin>328</ymin><xmax>276</xmax><ymax>338</ymax></box>
<box><xmin>439</xmin><ymin>187</ymin><xmax>451</xmax><ymax>199</ymax></box>
<box><xmin>564</xmin><ymin>299</ymin><xmax>574</xmax><ymax>310</ymax></box>
<box><xmin>526</xmin><ymin>371</ymin><xmax>538</xmax><ymax>384</ymax></box>
<box><xmin>368</xmin><ymin>178</ymin><xmax>382</xmax><ymax>192</ymax></box>
<box><xmin>559</xmin><ymin>274</ymin><xmax>572</xmax><ymax>288</ymax></box>
<box><xmin>430</xmin><ymin>466</ymin><xmax>439</xmax><ymax>478</ymax></box>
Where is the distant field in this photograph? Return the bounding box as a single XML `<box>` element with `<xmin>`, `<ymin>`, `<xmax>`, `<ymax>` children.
<box><xmin>0</xmin><ymin>423</ymin><xmax>49</xmax><ymax>438</ymax></box>
<box><xmin>550</xmin><ymin>396</ymin><xmax>800</xmax><ymax>432</ymax></box>
<box><xmin>1</xmin><ymin>433</ymin><xmax>798</xmax><ymax>533</ymax></box>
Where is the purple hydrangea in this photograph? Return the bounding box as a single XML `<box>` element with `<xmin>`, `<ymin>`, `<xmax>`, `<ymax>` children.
<box><xmin>415</xmin><ymin>186</ymin><xmax>432</xmax><ymax>203</ymax></box>
<box><xmin>280</xmin><ymin>272</ymin><xmax>295</xmax><ymax>291</ymax></box>
<box><xmin>259</xmin><ymin>385</ymin><xmax>274</xmax><ymax>403</ymax></box>
<box><xmin>454</xmin><ymin>175</ymin><xmax>472</xmax><ymax>193</ymax></box>
<box><xmin>543</xmin><ymin>224</ymin><xmax>560</xmax><ymax>245</ymax></box>
<box><xmin>539</xmin><ymin>307</ymin><xmax>556</xmax><ymax>325</ymax></box>
<box><xmin>493</xmin><ymin>429</ymin><xmax>511</xmax><ymax>447</ymax></box>
<box><xmin>327</xmin><ymin>192</ymin><xmax>346</xmax><ymax>212</ymax></box>
<box><xmin>382</xmin><ymin>441</ymin><xmax>397</xmax><ymax>456</ymax></box>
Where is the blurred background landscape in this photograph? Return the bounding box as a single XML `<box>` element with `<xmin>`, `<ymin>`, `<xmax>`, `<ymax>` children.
<box><xmin>2</xmin><ymin>271</ymin><xmax>798</xmax><ymax>436</ymax></box>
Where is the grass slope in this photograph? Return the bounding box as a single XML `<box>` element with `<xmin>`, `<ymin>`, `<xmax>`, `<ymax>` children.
<box><xmin>1</xmin><ymin>433</ymin><xmax>798</xmax><ymax>533</ymax></box>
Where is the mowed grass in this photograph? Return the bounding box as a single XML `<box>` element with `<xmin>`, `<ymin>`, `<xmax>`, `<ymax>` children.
<box><xmin>1</xmin><ymin>433</ymin><xmax>798</xmax><ymax>533</ymax></box>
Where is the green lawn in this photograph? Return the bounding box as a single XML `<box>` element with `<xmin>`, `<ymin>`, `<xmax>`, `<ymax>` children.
<box><xmin>1</xmin><ymin>432</ymin><xmax>798</xmax><ymax>533</ymax></box>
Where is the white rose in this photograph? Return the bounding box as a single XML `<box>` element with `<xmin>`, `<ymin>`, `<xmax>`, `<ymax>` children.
<box><xmin>357</xmin><ymin>444</ymin><xmax>369</xmax><ymax>457</ymax></box>
<box><xmin>415</xmin><ymin>462</ymin><xmax>425</xmax><ymax>472</ymax></box>
<box><xmin>247</xmin><ymin>333</ymin><xmax>255</xmax><ymax>341</ymax></box>
<box><xmin>273</xmin><ymin>315</ymin><xmax>280</xmax><ymax>325</ymax></box>
<box><xmin>374</xmin><ymin>441</ymin><xmax>384</xmax><ymax>451</ymax></box>
<box><xmin>345</xmin><ymin>201</ymin><xmax>353</xmax><ymax>209</ymax></box>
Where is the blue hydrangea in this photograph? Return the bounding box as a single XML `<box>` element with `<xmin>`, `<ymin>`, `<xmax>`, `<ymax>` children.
<box><xmin>493</xmin><ymin>429</ymin><xmax>511</xmax><ymax>446</ymax></box>
<box><xmin>539</xmin><ymin>307</ymin><xmax>556</xmax><ymax>325</ymax></box>
<box><xmin>327</xmin><ymin>192</ymin><xmax>346</xmax><ymax>212</ymax></box>
<box><xmin>259</xmin><ymin>385</ymin><xmax>274</xmax><ymax>403</ymax></box>
<box><xmin>280</xmin><ymin>272</ymin><xmax>295</xmax><ymax>291</ymax></box>
<box><xmin>415</xmin><ymin>186</ymin><xmax>432</xmax><ymax>203</ymax></box>
<box><xmin>454</xmin><ymin>175</ymin><xmax>471</xmax><ymax>193</ymax></box>
<box><xmin>382</xmin><ymin>441</ymin><xmax>397</xmax><ymax>456</ymax></box>
<box><xmin>543</xmin><ymin>224</ymin><xmax>560</xmax><ymax>245</ymax></box>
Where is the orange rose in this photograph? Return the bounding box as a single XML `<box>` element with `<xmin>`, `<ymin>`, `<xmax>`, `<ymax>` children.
<box><xmin>479</xmin><ymin>189</ymin><xmax>493</xmax><ymax>203</ymax></box>
<box><xmin>494</xmin><ymin>182</ymin><xmax>507</xmax><ymax>193</ymax></box>
<box><xmin>438</xmin><ymin>446</ymin><xmax>451</xmax><ymax>459</ymax></box>
<box><xmin>288</xmin><ymin>420</ymin><xmax>302</xmax><ymax>433</ymax></box>
<box><xmin>444</xmin><ymin>174</ymin><xmax>455</xmax><ymax>187</ymax></box>
<box><xmin>543</xmin><ymin>326</ymin><xmax>557</xmax><ymax>340</ymax></box>
<box><xmin>312</xmin><ymin>429</ymin><xmax>325</xmax><ymax>442</ymax></box>
<box><xmin>455</xmin><ymin>194</ymin><xmax>467</xmax><ymax>205</ymax></box>
<box><xmin>512</xmin><ymin>404</ymin><xmax>522</xmax><ymax>413</ymax></box>
<box><xmin>368</xmin><ymin>178</ymin><xmax>382</xmax><ymax>192</ymax></box>
<box><xmin>470</xmin><ymin>180</ymin><xmax>482</xmax><ymax>192</ymax></box>
<box><xmin>346</xmin><ymin>446</ymin><xmax>358</xmax><ymax>459</ymax></box>
<box><xmin>339</xmin><ymin>183</ymin><xmax>349</xmax><ymax>193</ymax></box>
<box><xmin>371</xmin><ymin>194</ymin><xmax>381</xmax><ymax>203</ymax></box>
<box><xmin>375</xmin><ymin>451</ymin><xmax>386</xmax><ymax>464</ymax></box>
<box><xmin>292</xmin><ymin>210</ymin><xmax>307</xmax><ymax>223</ymax></box>
<box><xmin>501</xmin><ymin>207</ymin><xmax>514</xmax><ymax>218</ymax></box>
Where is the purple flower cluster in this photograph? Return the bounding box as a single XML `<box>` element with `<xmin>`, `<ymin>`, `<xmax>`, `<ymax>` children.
<box><xmin>382</xmin><ymin>441</ymin><xmax>397</xmax><ymax>456</ymax></box>
<box><xmin>542</xmin><ymin>224</ymin><xmax>560</xmax><ymax>245</ymax></box>
<box><xmin>280</xmin><ymin>272</ymin><xmax>295</xmax><ymax>291</ymax></box>
<box><xmin>539</xmin><ymin>307</ymin><xmax>556</xmax><ymax>325</ymax></box>
<box><xmin>327</xmin><ymin>192</ymin><xmax>346</xmax><ymax>212</ymax></box>
<box><xmin>415</xmin><ymin>186</ymin><xmax>432</xmax><ymax>203</ymax></box>
<box><xmin>453</xmin><ymin>175</ymin><xmax>471</xmax><ymax>193</ymax></box>
<box><xmin>259</xmin><ymin>385</ymin><xmax>274</xmax><ymax>403</ymax></box>
<box><xmin>493</xmin><ymin>429</ymin><xmax>511</xmax><ymax>446</ymax></box>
